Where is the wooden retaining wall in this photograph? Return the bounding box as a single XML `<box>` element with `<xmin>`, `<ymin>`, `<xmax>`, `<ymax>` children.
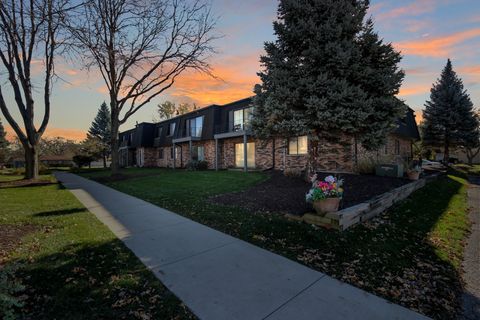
<box><xmin>300</xmin><ymin>173</ymin><xmax>443</xmax><ymax>231</ymax></box>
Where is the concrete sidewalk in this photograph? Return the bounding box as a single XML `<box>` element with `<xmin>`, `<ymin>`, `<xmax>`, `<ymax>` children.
<box><xmin>55</xmin><ymin>172</ymin><xmax>428</xmax><ymax>320</ymax></box>
<box><xmin>461</xmin><ymin>176</ymin><xmax>480</xmax><ymax>320</ymax></box>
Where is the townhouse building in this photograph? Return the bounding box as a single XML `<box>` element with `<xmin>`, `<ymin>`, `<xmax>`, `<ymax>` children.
<box><xmin>119</xmin><ymin>97</ymin><xmax>420</xmax><ymax>172</ymax></box>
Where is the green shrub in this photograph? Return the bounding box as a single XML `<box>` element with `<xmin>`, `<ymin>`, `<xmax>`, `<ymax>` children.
<box><xmin>186</xmin><ymin>160</ymin><xmax>209</xmax><ymax>171</ymax></box>
<box><xmin>72</xmin><ymin>155</ymin><xmax>95</xmax><ymax>168</ymax></box>
<box><xmin>284</xmin><ymin>168</ymin><xmax>303</xmax><ymax>178</ymax></box>
<box><xmin>0</xmin><ymin>264</ymin><xmax>24</xmax><ymax>320</ymax></box>
<box><xmin>356</xmin><ymin>157</ymin><xmax>377</xmax><ymax>174</ymax></box>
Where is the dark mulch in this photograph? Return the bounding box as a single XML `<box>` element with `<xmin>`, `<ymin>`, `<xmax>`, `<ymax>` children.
<box><xmin>0</xmin><ymin>179</ymin><xmax>56</xmax><ymax>189</ymax></box>
<box><xmin>0</xmin><ymin>224</ymin><xmax>39</xmax><ymax>263</ymax></box>
<box><xmin>211</xmin><ymin>170</ymin><xmax>411</xmax><ymax>215</ymax></box>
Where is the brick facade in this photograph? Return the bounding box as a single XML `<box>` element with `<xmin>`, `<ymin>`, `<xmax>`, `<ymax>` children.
<box><xmin>130</xmin><ymin>133</ymin><xmax>413</xmax><ymax>173</ymax></box>
<box><xmin>356</xmin><ymin>134</ymin><xmax>413</xmax><ymax>164</ymax></box>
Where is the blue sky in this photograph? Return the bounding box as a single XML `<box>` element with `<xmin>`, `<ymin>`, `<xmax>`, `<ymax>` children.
<box><xmin>2</xmin><ymin>0</ymin><xmax>479</xmax><ymax>140</ymax></box>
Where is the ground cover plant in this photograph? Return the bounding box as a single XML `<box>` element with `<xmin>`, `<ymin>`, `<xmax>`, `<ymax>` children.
<box><xmin>0</xmin><ymin>173</ymin><xmax>195</xmax><ymax>319</ymax></box>
<box><xmin>82</xmin><ymin>168</ymin><xmax>471</xmax><ymax>319</ymax></box>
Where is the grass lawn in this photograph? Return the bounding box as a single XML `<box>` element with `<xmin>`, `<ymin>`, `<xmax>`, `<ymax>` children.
<box><xmin>453</xmin><ymin>163</ymin><xmax>480</xmax><ymax>176</ymax></box>
<box><xmin>0</xmin><ymin>173</ymin><xmax>195</xmax><ymax>319</ymax></box>
<box><xmin>82</xmin><ymin>168</ymin><xmax>471</xmax><ymax>319</ymax></box>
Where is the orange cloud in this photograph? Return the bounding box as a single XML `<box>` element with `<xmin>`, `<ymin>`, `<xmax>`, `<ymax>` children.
<box><xmin>398</xmin><ymin>84</ymin><xmax>431</xmax><ymax>97</ymax></box>
<box><xmin>458</xmin><ymin>65</ymin><xmax>480</xmax><ymax>75</ymax></box>
<box><xmin>376</xmin><ymin>0</ymin><xmax>434</xmax><ymax>21</ymax></box>
<box><xmin>5</xmin><ymin>126</ymin><xmax>86</xmax><ymax>142</ymax></box>
<box><xmin>395</xmin><ymin>28</ymin><xmax>480</xmax><ymax>57</ymax></box>
<box><xmin>170</xmin><ymin>53</ymin><xmax>261</xmax><ymax>106</ymax></box>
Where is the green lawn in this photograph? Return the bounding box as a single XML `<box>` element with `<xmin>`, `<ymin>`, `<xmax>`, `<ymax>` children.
<box><xmin>0</xmin><ymin>174</ymin><xmax>194</xmax><ymax>319</ymax></box>
<box><xmin>83</xmin><ymin>168</ymin><xmax>470</xmax><ymax>319</ymax></box>
<box><xmin>453</xmin><ymin>163</ymin><xmax>480</xmax><ymax>176</ymax></box>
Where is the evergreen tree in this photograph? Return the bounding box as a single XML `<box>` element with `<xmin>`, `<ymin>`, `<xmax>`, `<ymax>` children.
<box><xmin>88</xmin><ymin>102</ymin><xmax>111</xmax><ymax>168</ymax></box>
<box><xmin>0</xmin><ymin>118</ymin><xmax>9</xmax><ymax>164</ymax></box>
<box><xmin>458</xmin><ymin>109</ymin><xmax>480</xmax><ymax>165</ymax></box>
<box><xmin>422</xmin><ymin>59</ymin><xmax>478</xmax><ymax>162</ymax></box>
<box><xmin>252</xmin><ymin>0</ymin><xmax>405</xmax><ymax>174</ymax></box>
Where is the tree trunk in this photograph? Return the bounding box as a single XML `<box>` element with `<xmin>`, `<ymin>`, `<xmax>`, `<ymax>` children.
<box><xmin>103</xmin><ymin>152</ymin><xmax>107</xmax><ymax>168</ymax></box>
<box><xmin>110</xmin><ymin>118</ymin><xmax>120</xmax><ymax>175</ymax></box>
<box><xmin>24</xmin><ymin>145</ymin><xmax>39</xmax><ymax>180</ymax></box>
<box><xmin>443</xmin><ymin>136</ymin><xmax>450</xmax><ymax>165</ymax></box>
<box><xmin>306</xmin><ymin>131</ymin><xmax>319</xmax><ymax>180</ymax></box>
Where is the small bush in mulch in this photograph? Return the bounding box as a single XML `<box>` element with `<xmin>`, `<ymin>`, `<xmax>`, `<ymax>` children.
<box><xmin>210</xmin><ymin>170</ymin><xmax>410</xmax><ymax>215</ymax></box>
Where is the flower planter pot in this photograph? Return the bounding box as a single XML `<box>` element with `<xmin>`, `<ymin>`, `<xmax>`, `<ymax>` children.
<box><xmin>407</xmin><ymin>170</ymin><xmax>420</xmax><ymax>181</ymax></box>
<box><xmin>313</xmin><ymin>198</ymin><xmax>340</xmax><ymax>215</ymax></box>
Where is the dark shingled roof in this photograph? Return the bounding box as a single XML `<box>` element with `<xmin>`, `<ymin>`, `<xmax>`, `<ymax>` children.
<box><xmin>119</xmin><ymin>97</ymin><xmax>421</xmax><ymax>146</ymax></box>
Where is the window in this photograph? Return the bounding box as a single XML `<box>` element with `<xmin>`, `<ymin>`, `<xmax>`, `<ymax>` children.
<box><xmin>192</xmin><ymin>146</ymin><xmax>205</xmax><ymax>161</ymax></box>
<box><xmin>167</xmin><ymin>123</ymin><xmax>176</xmax><ymax>136</ymax></box>
<box><xmin>171</xmin><ymin>146</ymin><xmax>180</xmax><ymax>159</ymax></box>
<box><xmin>395</xmin><ymin>140</ymin><xmax>400</xmax><ymax>155</ymax></box>
<box><xmin>158</xmin><ymin>148</ymin><xmax>164</xmax><ymax>159</ymax></box>
<box><xmin>188</xmin><ymin>116</ymin><xmax>203</xmax><ymax>137</ymax></box>
<box><xmin>288</xmin><ymin>136</ymin><xmax>308</xmax><ymax>155</ymax></box>
<box><xmin>156</xmin><ymin>127</ymin><xmax>163</xmax><ymax>137</ymax></box>
<box><xmin>233</xmin><ymin>109</ymin><xmax>243</xmax><ymax>131</ymax></box>
<box><xmin>233</xmin><ymin>107</ymin><xmax>253</xmax><ymax>131</ymax></box>
<box><xmin>235</xmin><ymin>142</ymin><xmax>255</xmax><ymax>168</ymax></box>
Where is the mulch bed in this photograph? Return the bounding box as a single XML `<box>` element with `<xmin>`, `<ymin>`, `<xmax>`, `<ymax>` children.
<box><xmin>210</xmin><ymin>171</ymin><xmax>411</xmax><ymax>215</ymax></box>
<box><xmin>0</xmin><ymin>179</ymin><xmax>56</xmax><ymax>189</ymax></box>
<box><xmin>0</xmin><ymin>224</ymin><xmax>39</xmax><ymax>264</ymax></box>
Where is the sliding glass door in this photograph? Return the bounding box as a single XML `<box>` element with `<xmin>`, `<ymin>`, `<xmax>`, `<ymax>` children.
<box><xmin>235</xmin><ymin>142</ymin><xmax>255</xmax><ymax>168</ymax></box>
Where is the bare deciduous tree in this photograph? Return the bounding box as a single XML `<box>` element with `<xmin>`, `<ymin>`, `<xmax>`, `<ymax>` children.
<box><xmin>68</xmin><ymin>0</ymin><xmax>217</xmax><ymax>174</ymax></box>
<box><xmin>0</xmin><ymin>0</ymin><xmax>68</xmax><ymax>179</ymax></box>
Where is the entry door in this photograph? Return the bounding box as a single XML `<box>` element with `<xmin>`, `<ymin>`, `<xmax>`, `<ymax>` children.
<box><xmin>235</xmin><ymin>142</ymin><xmax>255</xmax><ymax>168</ymax></box>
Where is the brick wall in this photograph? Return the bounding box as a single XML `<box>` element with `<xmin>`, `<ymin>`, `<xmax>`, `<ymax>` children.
<box><xmin>357</xmin><ymin>134</ymin><xmax>413</xmax><ymax>164</ymax></box>
<box><xmin>144</xmin><ymin>133</ymin><xmax>413</xmax><ymax>173</ymax></box>
<box><xmin>218</xmin><ymin>137</ymin><xmax>274</xmax><ymax>170</ymax></box>
<box><xmin>142</xmin><ymin>148</ymin><xmax>158</xmax><ymax>167</ymax></box>
<box><xmin>272</xmin><ymin>136</ymin><xmax>354</xmax><ymax>172</ymax></box>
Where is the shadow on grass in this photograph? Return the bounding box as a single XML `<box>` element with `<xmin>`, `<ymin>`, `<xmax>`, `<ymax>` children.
<box><xmin>158</xmin><ymin>174</ymin><xmax>469</xmax><ymax>319</ymax></box>
<box><xmin>33</xmin><ymin>208</ymin><xmax>86</xmax><ymax>217</ymax></box>
<box><xmin>9</xmin><ymin>240</ymin><xmax>194</xmax><ymax>320</ymax></box>
<box><xmin>262</xmin><ymin>175</ymin><xmax>468</xmax><ymax>319</ymax></box>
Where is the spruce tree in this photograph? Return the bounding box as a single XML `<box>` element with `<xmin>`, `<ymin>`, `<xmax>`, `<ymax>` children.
<box><xmin>457</xmin><ymin>107</ymin><xmax>479</xmax><ymax>165</ymax></box>
<box><xmin>88</xmin><ymin>102</ymin><xmax>111</xmax><ymax>168</ymax></box>
<box><xmin>422</xmin><ymin>59</ymin><xmax>478</xmax><ymax>163</ymax></box>
<box><xmin>252</xmin><ymin>0</ymin><xmax>405</xmax><ymax>174</ymax></box>
<box><xmin>0</xmin><ymin>118</ymin><xmax>9</xmax><ymax>164</ymax></box>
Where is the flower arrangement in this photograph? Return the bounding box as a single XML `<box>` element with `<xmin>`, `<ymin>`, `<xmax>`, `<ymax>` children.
<box><xmin>306</xmin><ymin>174</ymin><xmax>344</xmax><ymax>203</ymax></box>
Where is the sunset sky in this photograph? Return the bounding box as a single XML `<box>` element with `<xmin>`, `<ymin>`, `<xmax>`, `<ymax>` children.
<box><xmin>2</xmin><ymin>0</ymin><xmax>480</xmax><ymax>141</ymax></box>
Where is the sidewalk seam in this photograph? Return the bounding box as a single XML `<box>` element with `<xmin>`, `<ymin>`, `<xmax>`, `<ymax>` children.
<box><xmin>152</xmin><ymin>240</ymin><xmax>239</xmax><ymax>269</ymax></box>
<box><xmin>262</xmin><ymin>275</ymin><xmax>326</xmax><ymax>320</ymax></box>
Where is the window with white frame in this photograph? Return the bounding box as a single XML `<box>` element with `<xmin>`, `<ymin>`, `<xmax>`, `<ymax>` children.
<box><xmin>167</xmin><ymin>123</ymin><xmax>176</xmax><ymax>136</ymax></box>
<box><xmin>189</xmin><ymin>116</ymin><xmax>203</xmax><ymax>137</ymax></box>
<box><xmin>288</xmin><ymin>136</ymin><xmax>308</xmax><ymax>155</ymax></box>
<box><xmin>233</xmin><ymin>107</ymin><xmax>253</xmax><ymax>131</ymax></box>
<box><xmin>192</xmin><ymin>146</ymin><xmax>205</xmax><ymax>161</ymax></box>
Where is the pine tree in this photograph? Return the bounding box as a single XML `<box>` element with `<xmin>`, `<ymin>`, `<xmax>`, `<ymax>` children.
<box><xmin>0</xmin><ymin>118</ymin><xmax>9</xmax><ymax>164</ymax></box>
<box><xmin>252</xmin><ymin>0</ymin><xmax>405</xmax><ymax>174</ymax></box>
<box><xmin>458</xmin><ymin>108</ymin><xmax>480</xmax><ymax>165</ymax></box>
<box><xmin>88</xmin><ymin>102</ymin><xmax>111</xmax><ymax>168</ymax></box>
<box><xmin>422</xmin><ymin>59</ymin><xmax>478</xmax><ymax>163</ymax></box>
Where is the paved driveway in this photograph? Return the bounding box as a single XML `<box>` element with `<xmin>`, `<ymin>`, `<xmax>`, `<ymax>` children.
<box><xmin>55</xmin><ymin>172</ymin><xmax>429</xmax><ymax>320</ymax></box>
